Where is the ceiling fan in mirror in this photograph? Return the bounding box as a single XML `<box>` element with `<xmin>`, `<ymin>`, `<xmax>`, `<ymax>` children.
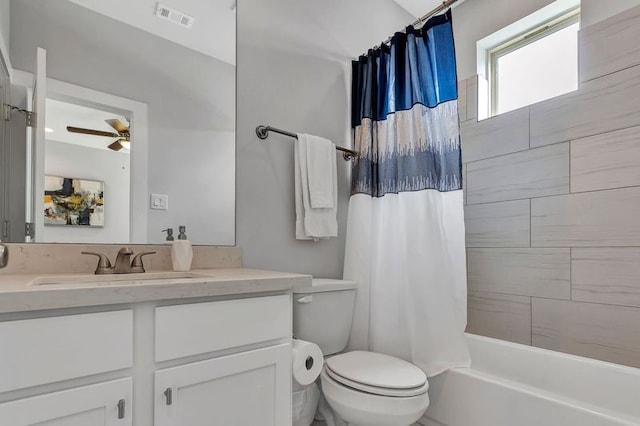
<box><xmin>66</xmin><ymin>119</ymin><xmax>131</xmax><ymax>151</ymax></box>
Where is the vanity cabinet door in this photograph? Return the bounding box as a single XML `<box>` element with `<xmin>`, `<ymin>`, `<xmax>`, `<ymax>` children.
<box><xmin>0</xmin><ymin>378</ymin><xmax>132</xmax><ymax>426</ymax></box>
<box><xmin>155</xmin><ymin>343</ymin><xmax>291</xmax><ymax>426</ymax></box>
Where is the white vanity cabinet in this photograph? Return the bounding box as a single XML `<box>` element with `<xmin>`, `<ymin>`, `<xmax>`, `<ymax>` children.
<box><xmin>153</xmin><ymin>295</ymin><xmax>292</xmax><ymax>426</ymax></box>
<box><xmin>0</xmin><ymin>288</ymin><xmax>295</xmax><ymax>426</ymax></box>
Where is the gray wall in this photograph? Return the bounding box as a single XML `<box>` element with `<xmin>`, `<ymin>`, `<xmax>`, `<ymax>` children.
<box><xmin>9</xmin><ymin>0</ymin><xmax>235</xmax><ymax>245</ymax></box>
<box><xmin>236</xmin><ymin>0</ymin><xmax>411</xmax><ymax>277</ymax></box>
<box><xmin>0</xmin><ymin>0</ymin><xmax>8</xmax><ymax>56</ymax></box>
<box><xmin>461</xmin><ymin>4</ymin><xmax>640</xmax><ymax>368</ymax></box>
<box><xmin>236</xmin><ymin>42</ymin><xmax>350</xmax><ymax>277</ymax></box>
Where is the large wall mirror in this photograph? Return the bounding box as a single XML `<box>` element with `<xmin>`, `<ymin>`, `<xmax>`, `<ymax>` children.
<box><xmin>0</xmin><ymin>0</ymin><xmax>236</xmax><ymax>245</ymax></box>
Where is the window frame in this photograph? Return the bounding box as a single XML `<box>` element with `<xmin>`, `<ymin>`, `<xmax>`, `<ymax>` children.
<box><xmin>488</xmin><ymin>7</ymin><xmax>581</xmax><ymax>116</ymax></box>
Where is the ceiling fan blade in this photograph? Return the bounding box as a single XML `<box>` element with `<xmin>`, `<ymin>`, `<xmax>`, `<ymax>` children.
<box><xmin>67</xmin><ymin>126</ymin><xmax>119</xmax><ymax>138</ymax></box>
<box><xmin>108</xmin><ymin>140</ymin><xmax>124</xmax><ymax>151</ymax></box>
<box><xmin>105</xmin><ymin>119</ymin><xmax>129</xmax><ymax>134</ymax></box>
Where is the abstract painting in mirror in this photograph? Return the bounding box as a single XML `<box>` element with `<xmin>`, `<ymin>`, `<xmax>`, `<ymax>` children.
<box><xmin>44</xmin><ymin>176</ymin><xmax>105</xmax><ymax>227</ymax></box>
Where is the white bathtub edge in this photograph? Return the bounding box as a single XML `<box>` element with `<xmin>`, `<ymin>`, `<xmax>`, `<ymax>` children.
<box><xmin>420</xmin><ymin>333</ymin><xmax>640</xmax><ymax>426</ymax></box>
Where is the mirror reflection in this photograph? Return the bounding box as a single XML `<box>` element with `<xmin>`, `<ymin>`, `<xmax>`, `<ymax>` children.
<box><xmin>0</xmin><ymin>0</ymin><xmax>236</xmax><ymax>245</ymax></box>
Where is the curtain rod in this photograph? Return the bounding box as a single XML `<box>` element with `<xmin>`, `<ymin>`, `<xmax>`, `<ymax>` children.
<box><xmin>255</xmin><ymin>125</ymin><xmax>357</xmax><ymax>161</ymax></box>
<box><xmin>366</xmin><ymin>0</ymin><xmax>459</xmax><ymax>54</ymax></box>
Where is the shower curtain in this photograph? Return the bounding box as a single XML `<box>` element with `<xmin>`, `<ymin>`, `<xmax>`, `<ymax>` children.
<box><xmin>344</xmin><ymin>10</ymin><xmax>470</xmax><ymax>376</ymax></box>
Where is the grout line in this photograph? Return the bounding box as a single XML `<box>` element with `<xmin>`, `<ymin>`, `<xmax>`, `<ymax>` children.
<box><xmin>465</xmin><ymin>183</ymin><xmax>640</xmax><ymax>207</ymax></box>
<box><xmin>475</xmin><ymin>289</ymin><xmax>640</xmax><ymax>310</ymax></box>
<box><xmin>569</xmin><ymin>247</ymin><xmax>573</xmax><ymax>301</ymax></box>
<box><xmin>579</xmin><ymin>62</ymin><xmax>640</xmax><ymax>85</ymax></box>
<box><xmin>531</xmin><ymin>297</ymin><xmax>537</xmax><ymax>343</ymax></box>
<box><xmin>468</xmin><ymin>290</ymin><xmax>570</xmax><ymax>302</ymax></box>
<box><xmin>463</xmin><ymin>145</ymin><xmax>530</xmax><ymax>166</ymax></box>
<box><xmin>529</xmin><ymin>198</ymin><xmax>532</xmax><ymax>247</ymax></box>
<box><xmin>529</xmin><ymin>296</ymin><xmax>533</xmax><ymax>345</ymax></box>
<box><xmin>570</xmin><ymin>183</ymin><xmax>640</xmax><ymax>195</ymax></box>
<box><xmin>528</xmin><ymin>107</ymin><xmax>531</xmax><ymax>149</ymax></box>
<box><xmin>568</xmin><ymin>138</ymin><xmax>572</xmax><ymax>193</ymax></box>
<box><xmin>533</xmin><ymin>121</ymin><xmax>640</xmax><ymax>152</ymax></box>
<box><xmin>465</xmin><ymin>141</ymin><xmax>559</xmax><ymax>167</ymax></box>
<box><xmin>469</xmin><ymin>289</ymin><xmax>568</xmax><ymax>302</ymax></box>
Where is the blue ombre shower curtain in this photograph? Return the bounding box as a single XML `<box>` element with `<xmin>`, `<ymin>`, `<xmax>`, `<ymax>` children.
<box><xmin>344</xmin><ymin>10</ymin><xmax>470</xmax><ymax>376</ymax></box>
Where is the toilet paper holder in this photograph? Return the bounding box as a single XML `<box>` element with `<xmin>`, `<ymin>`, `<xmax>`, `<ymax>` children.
<box><xmin>305</xmin><ymin>356</ymin><xmax>314</xmax><ymax>370</ymax></box>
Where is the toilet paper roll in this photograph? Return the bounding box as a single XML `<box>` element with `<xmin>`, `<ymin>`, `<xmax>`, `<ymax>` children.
<box><xmin>292</xmin><ymin>339</ymin><xmax>323</xmax><ymax>386</ymax></box>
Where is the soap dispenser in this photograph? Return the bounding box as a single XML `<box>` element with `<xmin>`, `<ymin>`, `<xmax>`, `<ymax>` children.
<box><xmin>171</xmin><ymin>225</ymin><xmax>193</xmax><ymax>271</ymax></box>
<box><xmin>162</xmin><ymin>228</ymin><xmax>175</xmax><ymax>241</ymax></box>
<box><xmin>178</xmin><ymin>226</ymin><xmax>187</xmax><ymax>240</ymax></box>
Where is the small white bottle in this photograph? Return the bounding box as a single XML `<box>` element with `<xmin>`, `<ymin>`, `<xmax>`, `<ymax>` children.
<box><xmin>171</xmin><ymin>226</ymin><xmax>192</xmax><ymax>272</ymax></box>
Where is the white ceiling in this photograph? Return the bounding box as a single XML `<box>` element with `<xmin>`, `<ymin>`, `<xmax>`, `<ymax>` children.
<box><xmin>239</xmin><ymin>0</ymin><xmax>416</xmax><ymax>60</ymax></box>
<box><xmin>67</xmin><ymin>0</ymin><xmax>236</xmax><ymax>65</ymax></box>
<box><xmin>45</xmin><ymin>99</ymin><xmax>130</xmax><ymax>153</ymax></box>
<box><xmin>60</xmin><ymin>0</ymin><xmax>451</xmax><ymax>66</ymax></box>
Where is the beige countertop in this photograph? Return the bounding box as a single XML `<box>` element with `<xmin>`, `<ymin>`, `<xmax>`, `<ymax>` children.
<box><xmin>0</xmin><ymin>268</ymin><xmax>311</xmax><ymax>314</ymax></box>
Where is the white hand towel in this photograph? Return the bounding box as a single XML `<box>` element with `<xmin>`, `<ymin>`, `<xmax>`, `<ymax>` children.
<box><xmin>294</xmin><ymin>133</ymin><xmax>338</xmax><ymax>240</ymax></box>
<box><xmin>305</xmin><ymin>135</ymin><xmax>335</xmax><ymax>209</ymax></box>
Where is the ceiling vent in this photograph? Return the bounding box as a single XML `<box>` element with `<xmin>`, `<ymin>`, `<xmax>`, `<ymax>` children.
<box><xmin>155</xmin><ymin>3</ymin><xmax>195</xmax><ymax>29</ymax></box>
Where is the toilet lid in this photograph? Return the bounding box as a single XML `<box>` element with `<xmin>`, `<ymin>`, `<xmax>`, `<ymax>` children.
<box><xmin>325</xmin><ymin>351</ymin><xmax>428</xmax><ymax>397</ymax></box>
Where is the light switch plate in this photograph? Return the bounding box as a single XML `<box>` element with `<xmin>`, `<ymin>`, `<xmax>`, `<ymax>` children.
<box><xmin>150</xmin><ymin>193</ymin><xmax>169</xmax><ymax>210</ymax></box>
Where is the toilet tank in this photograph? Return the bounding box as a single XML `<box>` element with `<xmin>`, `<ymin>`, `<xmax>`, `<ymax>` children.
<box><xmin>293</xmin><ymin>279</ymin><xmax>357</xmax><ymax>356</ymax></box>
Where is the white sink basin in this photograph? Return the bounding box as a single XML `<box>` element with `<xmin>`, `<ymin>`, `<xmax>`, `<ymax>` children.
<box><xmin>30</xmin><ymin>271</ymin><xmax>210</xmax><ymax>286</ymax></box>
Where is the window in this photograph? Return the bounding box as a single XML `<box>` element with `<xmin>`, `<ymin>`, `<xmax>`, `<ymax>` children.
<box><xmin>489</xmin><ymin>8</ymin><xmax>580</xmax><ymax>115</ymax></box>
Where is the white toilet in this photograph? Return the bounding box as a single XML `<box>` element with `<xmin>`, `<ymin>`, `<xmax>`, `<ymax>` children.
<box><xmin>293</xmin><ymin>279</ymin><xmax>430</xmax><ymax>426</ymax></box>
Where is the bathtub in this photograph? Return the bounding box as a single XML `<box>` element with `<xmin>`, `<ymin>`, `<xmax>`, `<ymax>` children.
<box><xmin>420</xmin><ymin>333</ymin><xmax>640</xmax><ymax>426</ymax></box>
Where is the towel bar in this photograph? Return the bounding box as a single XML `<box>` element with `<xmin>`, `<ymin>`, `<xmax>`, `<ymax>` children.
<box><xmin>256</xmin><ymin>125</ymin><xmax>357</xmax><ymax>161</ymax></box>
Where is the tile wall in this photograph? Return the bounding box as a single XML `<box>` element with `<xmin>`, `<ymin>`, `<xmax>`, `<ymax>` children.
<box><xmin>460</xmin><ymin>4</ymin><xmax>640</xmax><ymax>368</ymax></box>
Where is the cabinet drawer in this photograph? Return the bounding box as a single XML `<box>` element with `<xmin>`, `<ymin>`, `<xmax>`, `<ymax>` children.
<box><xmin>0</xmin><ymin>310</ymin><xmax>133</xmax><ymax>393</ymax></box>
<box><xmin>155</xmin><ymin>295</ymin><xmax>291</xmax><ymax>362</ymax></box>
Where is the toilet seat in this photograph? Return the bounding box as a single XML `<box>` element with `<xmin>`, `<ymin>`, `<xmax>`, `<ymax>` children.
<box><xmin>320</xmin><ymin>369</ymin><xmax>430</xmax><ymax>426</ymax></box>
<box><xmin>325</xmin><ymin>351</ymin><xmax>428</xmax><ymax>397</ymax></box>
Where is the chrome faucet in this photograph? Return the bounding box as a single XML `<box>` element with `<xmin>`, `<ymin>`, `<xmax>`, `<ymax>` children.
<box><xmin>114</xmin><ymin>247</ymin><xmax>134</xmax><ymax>274</ymax></box>
<box><xmin>82</xmin><ymin>247</ymin><xmax>156</xmax><ymax>275</ymax></box>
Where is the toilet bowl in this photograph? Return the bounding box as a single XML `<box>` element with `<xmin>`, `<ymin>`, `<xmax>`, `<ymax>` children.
<box><xmin>320</xmin><ymin>351</ymin><xmax>429</xmax><ymax>426</ymax></box>
<box><xmin>293</xmin><ymin>279</ymin><xmax>430</xmax><ymax>426</ymax></box>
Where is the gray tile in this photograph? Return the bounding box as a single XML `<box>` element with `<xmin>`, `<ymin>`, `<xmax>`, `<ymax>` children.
<box><xmin>458</xmin><ymin>78</ymin><xmax>468</xmax><ymax>122</ymax></box>
<box><xmin>477</xmin><ymin>75</ymin><xmax>489</xmax><ymax>120</ymax></box>
<box><xmin>460</xmin><ymin>107</ymin><xmax>529</xmax><ymax>163</ymax></box>
<box><xmin>467</xmin><ymin>291</ymin><xmax>531</xmax><ymax>345</ymax></box>
<box><xmin>462</xmin><ymin>163</ymin><xmax>467</xmax><ymax>205</ymax></box>
<box><xmin>530</xmin><ymin>64</ymin><xmax>640</xmax><ymax>148</ymax></box>
<box><xmin>466</xmin><ymin>143</ymin><xmax>569</xmax><ymax>204</ymax></box>
<box><xmin>466</xmin><ymin>75</ymin><xmax>478</xmax><ymax>122</ymax></box>
<box><xmin>531</xmin><ymin>187</ymin><xmax>640</xmax><ymax>247</ymax></box>
<box><xmin>571</xmin><ymin>125</ymin><xmax>640</xmax><ymax>193</ymax></box>
<box><xmin>572</xmin><ymin>248</ymin><xmax>640</xmax><ymax>308</ymax></box>
<box><xmin>532</xmin><ymin>298</ymin><xmax>640</xmax><ymax>368</ymax></box>
<box><xmin>579</xmin><ymin>4</ymin><xmax>640</xmax><ymax>82</ymax></box>
<box><xmin>464</xmin><ymin>200</ymin><xmax>530</xmax><ymax>247</ymax></box>
<box><xmin>468</xmin><ymin>248</ymin><xmax>570</xmax><ymax>299</ymax></box>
